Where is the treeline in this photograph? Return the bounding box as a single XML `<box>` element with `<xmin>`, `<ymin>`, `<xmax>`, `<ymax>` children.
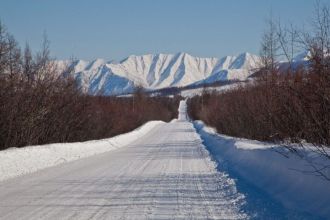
<box><xmin>0</xmin><ymin>21</ymin><xmax>180</xmax><ymax>150</ymax></box>
<box><xmin>188</xmin><ymin>69</ymin><xmax>329</xmax><ymax>145</ymax></box>
<box><xmin>188</xmin><ymin>3</ymin><xmax>330</xmax><ymax>147</ymax></box>
<box><xmin>83</xmin><ymin>94</ymin><xmax>180</xmax><ymax>141</ymax></box>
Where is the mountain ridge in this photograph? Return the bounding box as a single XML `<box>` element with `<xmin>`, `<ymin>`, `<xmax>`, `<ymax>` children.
<box><xmin>59</xmin><ymin>52</ymin><xmax>262</xmax><ymax>95</ymax></box>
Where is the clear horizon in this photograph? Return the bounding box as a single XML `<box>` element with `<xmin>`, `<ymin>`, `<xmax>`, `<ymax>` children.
<box><xmin>0</xmin><ymin>0</ymin><xmax>318</xmax><ymax>61</ymax></box>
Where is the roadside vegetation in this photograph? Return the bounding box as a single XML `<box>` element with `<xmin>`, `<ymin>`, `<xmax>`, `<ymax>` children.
<box><xmin>188</xmin><ymin>2</ymin><xmax>330</xmax><ymax>178</ymax></box>
<box><xmin>0</xmin><ymin>22</ymin><xmax>180</xmax><ymax>150</ymax></box>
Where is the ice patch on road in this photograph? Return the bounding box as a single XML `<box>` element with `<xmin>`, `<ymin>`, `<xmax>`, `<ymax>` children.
<box><xmin>0</xmin><ymin>121</ymin><xmax>164</xmax><ymax>182</ymax></box>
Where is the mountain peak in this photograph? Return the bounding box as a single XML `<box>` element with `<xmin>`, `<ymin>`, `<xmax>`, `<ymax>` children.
<box><xmin>239</xmin><ymin>52</ymin><xmax>251</xmax><ymax>56</ymax></box>
<box><xmin>62</xmin><ymin>52</ymin><xmax>261</xmax><ymax>95</ymax></box>
<box><xmin>176</xmin><ymin>52</ymin><xmax>188</xmax><ymax>56</ymax></box>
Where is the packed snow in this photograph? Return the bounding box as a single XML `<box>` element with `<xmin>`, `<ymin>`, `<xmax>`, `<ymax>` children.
<box><xmin>178</xmin><ymin>100</ymin><xmax>188</xmax><ymax>120</ymax></box>
<box><xmin>0</xmin><ymin>101</ymin><xmax>247</xmax><ymax>219</ymax></box>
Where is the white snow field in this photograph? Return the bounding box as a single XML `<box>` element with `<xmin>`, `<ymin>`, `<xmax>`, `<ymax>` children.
<box><xmin>0</xmin><ymin>102</ymin><xmax>247</xmax><ymax>219</ymax></box>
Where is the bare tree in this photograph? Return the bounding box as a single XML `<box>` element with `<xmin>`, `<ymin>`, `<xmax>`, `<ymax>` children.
<box><xmin>277</xmin><ymin>22</ymin><xmax>300</xmax><ymax>68</ymax></box>
<box><xmin>7</xmin><ymin>34</ymin><xmax>21</xmax><ymax>78</ymax></box>
<box><xmin>34</xmin><ymin>32</ymin><xmax>54</xmax><ymax>81</ymax></box>
<box><xmin>23</xmin><ymin>43</ymin><xmax>34</xmax><ymax>82</ymax></box>
<box><xmin>301</xmin><ymin>1</ymin><xmax>330</xmax><ymax>75</ymax></box>
<box><xmin>0</xmin><ymin>21</ymin><xmax>9</xmax><ymax>75</ymax></box>
<box><xmin>260</xmin><ymin>15</ymin><xmax>281</xmax><ymax>73</ymax></box>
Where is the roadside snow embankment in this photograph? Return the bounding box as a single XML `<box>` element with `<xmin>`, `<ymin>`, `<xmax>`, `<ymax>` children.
<box><xmin>0</xmin><ymin>121</ymin><xmax>164</xmax><ymax>182</ymax></box>
<box><xmin>194</xmin><ymin>121</ymin><xmax>330</xmax><ymax>219</ymax></box>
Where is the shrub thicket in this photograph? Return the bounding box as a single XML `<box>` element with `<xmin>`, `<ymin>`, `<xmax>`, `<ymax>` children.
<box><xmin>189</xmin><ymin>2</ymin><xmax>330</xmax><ymax>149</ymax></box>
<box><xmin>0</xmin><ymin>22</ymin><xmax>180</xmax><ymax>150</ymax></box>
<box><xmin>188</xmin><ymin>68</ymin><xmax>330</xmax><ymax>146</ymax></box>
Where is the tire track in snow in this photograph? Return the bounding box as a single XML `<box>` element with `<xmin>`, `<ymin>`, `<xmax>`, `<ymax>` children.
<box><xmin>0</xmin><ymin>114</ymin><xmax>248</xmax><ymax>219</ymax></box>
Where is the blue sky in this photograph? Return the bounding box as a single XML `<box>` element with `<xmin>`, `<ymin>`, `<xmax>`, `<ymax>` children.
<box><xmin>0</xmin><ymin>0</ymin><xmax>317</xmax><ymax>61</ymax></box>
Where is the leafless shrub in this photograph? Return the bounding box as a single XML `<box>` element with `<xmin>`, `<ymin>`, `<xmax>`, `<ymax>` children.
<box><xmin>188</xmin><ymin>2</ymin><xmax>330</xmax><ymax>180</ymax></box>
<box><xmin>0</xmin><ymin>21</ymin><xmax>180</xmax><ymax>150</ymax></box>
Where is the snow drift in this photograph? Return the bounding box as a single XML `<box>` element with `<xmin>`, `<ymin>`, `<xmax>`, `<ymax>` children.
<box><xmin>0</xmin><ymin>121</ymin><xmax>164</xmax><ymax>182</ymax></box>
<box><xmin>194</xmin><ymin>121</ymin><xmax>330</xmax><ymax>219</ymax></box>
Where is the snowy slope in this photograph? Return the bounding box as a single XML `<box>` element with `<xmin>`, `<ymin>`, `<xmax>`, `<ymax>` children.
<box><xmin>59</xmin><ymin>52</ymin><xmax>261</xmax><ymax>95</ymax></box>
<box><xmin>195</xmin><ymin>121</ymin><xmax>330</xmax><ymax>219</ymax></box>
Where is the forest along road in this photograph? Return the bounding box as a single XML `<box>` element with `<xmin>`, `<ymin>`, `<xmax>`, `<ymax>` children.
<box><xmin>0</xmin><ymin>101</ymin><xmax>247</xmax><ymax>219</ymax></box>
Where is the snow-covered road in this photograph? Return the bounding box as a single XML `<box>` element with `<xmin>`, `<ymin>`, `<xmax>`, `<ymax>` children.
<box><xmin>0</xmin><ymin>102</ymin><xmax>247</xmax><ymax>219</ymax></box>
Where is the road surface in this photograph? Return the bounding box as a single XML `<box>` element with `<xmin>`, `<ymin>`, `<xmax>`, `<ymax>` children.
<box><xmin>0</xmin><ymin>101</ymin><xmax>247</xmax><ymax>219</ymax></box>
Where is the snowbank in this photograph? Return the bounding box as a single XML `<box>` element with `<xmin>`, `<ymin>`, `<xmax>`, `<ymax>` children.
<box><xmin>0</xmin><ymin>121</ymin><xmax>164</xmax><ymax>182</ymax></box>
<box><xmin>194</xmin><ymin>121</ymin><xmax>330</xmax><ymax>219</ymax></box>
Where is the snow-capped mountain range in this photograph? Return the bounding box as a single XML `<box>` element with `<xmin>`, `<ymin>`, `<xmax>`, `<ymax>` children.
<box><xmin>58</xmin><ymin>52</ymin><xmax>262</xmax><ymax>95</ymax></box>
